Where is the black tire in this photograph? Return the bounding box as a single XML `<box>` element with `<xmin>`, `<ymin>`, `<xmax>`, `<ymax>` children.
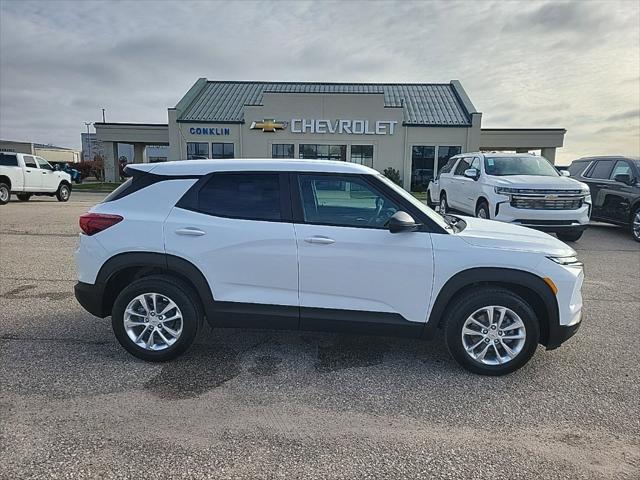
<box><xmin>475</xmin><ymin>200</ymin><xmax>490</xmax><ymax>219</ymax></box>
<box><xmin>111</xmin><ymin>275</ymin><xmax>202</xmax><ymax>361</ymax></box>
<box><xmin>557</xmin><ymin>230</ymin><xmax>584</xmax><ymax>242</ymax></box>
<box><xmin>0</xmin><ymin>182</ymin><xmax>9</xmax><ymax>205</ymax></box>
<box><xmin>444</xmin><ymin>288</ymin><xmax>540</xmax><ymax>376</ymax></box>
<box><xmin>56</xmin><ymin>182</ymin><xmax>71</xmax><ymax>202</ymax></box>
<box><xmin>439</xmin><ymin>192</ymin><xmax>448</xmax><ymax>215</ymax></box>
<box><xmin>17</xmin><ymin>193</ymin><xmax>31</xmax><ymax>202</ymax></box>
<box><xmin>631</xmin><ymin>207</ymin><xmax>640</xmax><ymax>243</ymax></box>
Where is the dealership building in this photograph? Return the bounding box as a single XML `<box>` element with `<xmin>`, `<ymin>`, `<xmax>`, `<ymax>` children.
<box><xmin>95</xmin><ymin>78</ymin><xmax>566</xmax><ymax>189</ymax></box>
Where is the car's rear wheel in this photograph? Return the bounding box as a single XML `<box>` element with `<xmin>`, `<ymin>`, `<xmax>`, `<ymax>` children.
<box><xmin>17</xmin><ymin>193</ymin><xmax>31</xmax><ymax>201</ymax></box>
<box><xmin>56</xmin><ymin>183</ymin><xmax>71</xmax><ymax>202</ymax></box>
<box><xmin>444</xmin><ymin>288</ymin><xmax>540</xmax><ymax>375</ymax></box>
<box><xmin>631</xmin><ymin>207</ymin><xmax>640</xmax><ymax>243</ymax></box>
<box><xmin>557</xmin><ymin>230</ymin><xmax>583</xmax><ymax>242</ymax></box>
<box><xmin>439</xmin><ymin>192</ymin><xmax>448</xmax><ymax>215</ymax></box>
<box><xmin>475</xmin><ymin>201</ymin><xmax>490</xmax><ymax>219</ymax></box>
<box><xmin>0</xmin><ymin>182</ymin><xmax>10</xmax><ymax>205</ymax></box>
<box><xmin>111</xmin><ymin>275</ymin><xmax>201</xmax><ymax>361</ymax></box>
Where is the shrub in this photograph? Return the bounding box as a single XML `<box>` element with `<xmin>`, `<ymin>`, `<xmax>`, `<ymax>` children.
<box><xmin>383</xmin><ymin>167</ymin><xmax>402</xmax><ymax>186</ymax></box>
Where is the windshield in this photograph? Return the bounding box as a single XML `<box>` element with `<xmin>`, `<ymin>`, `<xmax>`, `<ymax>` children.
<box><xmin>484</xmin><ymin>156</ymin><xmax>559</xmax><ymax>177</ymax></box>
<box><xmin>376</xmin><ymin>174</ymin><xmax>451</xmax><ymax>231</ymax></box>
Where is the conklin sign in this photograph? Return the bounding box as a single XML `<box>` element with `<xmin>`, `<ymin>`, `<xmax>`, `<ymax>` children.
<box><xmin>249</xmin><ymin>118</ymin><xmax>398</xmax><ymax>135</ymax></box>
<box><xmin>291</xmin><ymin>119</ymin><xmax>397</xmax><ymax>135</ymax></box>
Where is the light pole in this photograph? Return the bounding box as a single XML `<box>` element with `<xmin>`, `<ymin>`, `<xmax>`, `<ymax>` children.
<box><xmin>101</xmin><ymin>108</ymin><xmax>106</xmax><ymax>123</ymax></box>
<box><xmin>84</xmin><ymin>122</ymin><xmax>92</xmax><ymax>161</ymax></box>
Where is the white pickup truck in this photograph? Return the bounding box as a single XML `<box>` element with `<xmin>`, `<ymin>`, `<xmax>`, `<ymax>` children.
<box><xmin>0</xmin><ymin>152</ymin><xmax>72</xmax><ymax>205</ymax></box>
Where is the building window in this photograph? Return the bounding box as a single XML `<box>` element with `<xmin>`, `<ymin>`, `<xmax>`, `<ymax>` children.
<box><xmin>436</xmin><ymin>146</ymin><xmax>461</xmax><ymax>174</ymax></box>
<box><xmin>272</xmin><ymin>144</ymin><xmax>294</xmax><ymax>159</ymax></box>
<box><xmin>212</xmin><ymin>143</ymin><xmax>234</xmax><ymax>159</ymax></box>
<box><xmin>187</xmin><ymin>142</ymin><xmax>209</xmax><ymax>160</ymax></box>
<box><xmin>350</xmin><ymin>145</ymin><xmax>374</xmax><ymax>167</ymax></box>
<box><xmin>411</xmin><ymin>146</ymin><xmax>435</xmax><ymax>191</ymax></box>
<box><xmin>148</xmin><ymin>156</ymin><xmax>167</xmax><ymax>163</ymax></box>
<box><xmin>299</xmin><ymin>144</ymin><xmax>346</xmax><ymax>161</ymax></box>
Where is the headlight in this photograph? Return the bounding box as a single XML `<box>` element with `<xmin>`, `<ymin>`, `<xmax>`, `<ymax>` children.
<box><xmin>548</xmin><ymin>255</ymin><xmax>583</xmax><ymax>267</ymax></box>
<box><xmin>494</xmin><ymin>186</ymin><xmax>516</xmax><ymax>195</ymax></box>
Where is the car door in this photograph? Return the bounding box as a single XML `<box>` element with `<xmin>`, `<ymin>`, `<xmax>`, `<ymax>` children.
<box><xmin>21</xmin><ymin>155</ymin><xmax>42</xmax><ymax>190</ymax></box>
<box><xmin>457</xmin><ymin>156</ymin><xmax>481</xmax><ymax>213</ymax></box>
<box><xmin>292</xmin><ymin>172</ymin><xmax>434</xmax><ymax>332</ymax></box>
<box><xmin>35</xmin><ymin>157</ymin><xmax>59</xmax><ymax>191</ymax></box>
<box><xmin>449</xmin><ymin>157</ymin><xmax>473</xmax><ymax>212</ymax></box>
<box><xmin>605</xmin><ymin>160</ymin><xmax>636</xmax><ymax>224</ymax></box>
<box><xmin>163</xmin><ymin>171</ymin><xmax>299</xmax><ymax>328</ymax></box>
<box><xmin>583</xmin><ymin>159</ymin><xmax>615</xmax><ymax>219</ymax></box>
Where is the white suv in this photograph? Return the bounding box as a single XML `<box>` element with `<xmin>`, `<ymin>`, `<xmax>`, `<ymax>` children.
<box><xmin>428</xmin><ymin>152</ymin><xmax>591</xmax><ymax>242</ymax></box>
<box><xmin>74</xmin><ymin>159</ymin><xmax>584</xmax><ymax>375</ymax></box>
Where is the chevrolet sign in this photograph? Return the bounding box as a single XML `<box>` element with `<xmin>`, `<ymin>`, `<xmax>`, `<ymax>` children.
<box><xmin>291</xmin><ymin>119</ymin><xmax>397</xmax><ymax>135</ymax></box>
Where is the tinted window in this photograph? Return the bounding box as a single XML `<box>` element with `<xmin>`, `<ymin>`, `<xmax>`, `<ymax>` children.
<box><xmin>197</xmin><ymin>173</ymin><xmax>281</xmax><ymax>221</ymax></box>
<box><xmin>438</xmin><ymin>156</ymin><xmax>458</xmax><ymax>176</ymax></box>
<box><xmin>187</xmin><ymin>142</ymin><xmax>208</xmax><ymax>160</ymax></box>
<box><xmin>0</xmin><ymin>153</ymin><xmax>18</xmax><ymax>166</ymax></box>
<box><xmin>454</xmin><ymin>158</ymin><xmax>472</xmax><ymax>175</ymax></box>
<box><xmin>23</xmin><ymin>156</ymin><xmax>37</xmax><ymax>168</ymax></box>
<box><xmin>298</xmin><ymin>174</ymin><xmax>400</xmax><ymax>228</ymax></box>
<box><xmin>350</xmin><ymin>145</ymin><xmax>374</xmax><ymax>167</ymax></box>
<box><xmin>568</xmin><ymin>160</ymin><xmax>589</xmax><ymax>176</ymax></box>
<box><xmin>437</xmin><ymin>146</ymin><xmax>462</xmax><ymax>174</ymax></box>
<box><xmin>272</xmin><ymin>144</ymin><xmax>294</xmax><ymax>159</ymax></box>
<box><xmin>586</xmin><ymin>160</ymin><xmax>614</xmax><ymax>179</ymax></box>
<box><xmin>212</xmin><ymin>143</ymin><xmax>234</xmax><ymax>159</ymax></box>
<box><xmin>610</xmin><ymin>160</ymin><xmax>632</xmax><ymax>180</ymax></box>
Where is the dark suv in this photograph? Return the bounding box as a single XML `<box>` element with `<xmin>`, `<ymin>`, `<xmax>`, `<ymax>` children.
<box><xmin>568</xmin><ymin>156</ymin><xmax>640</xmax><ymax>242</ymax></box>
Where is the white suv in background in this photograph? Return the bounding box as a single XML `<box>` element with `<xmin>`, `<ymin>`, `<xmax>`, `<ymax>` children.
<box><xmin>74</xmin><ymin>159</ymin><xmax>584</xmax><ymax>376</ymax></box>
<box><xmin>428</xmin><ymin>152</ymin><xmax>591</xmax><ymax>242</ymax></box>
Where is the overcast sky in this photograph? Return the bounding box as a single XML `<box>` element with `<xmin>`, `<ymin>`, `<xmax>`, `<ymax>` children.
<box><xmin>1</xmin><ymin>0</ymin><xmax>638</xmax><ymax>164</ymax></box>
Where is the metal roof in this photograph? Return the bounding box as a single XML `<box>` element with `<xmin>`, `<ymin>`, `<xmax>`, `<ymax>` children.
<box><xmin>177</xmin><ymin>80</ymin><xmax>472</xmax><ymax>126</ymax></box>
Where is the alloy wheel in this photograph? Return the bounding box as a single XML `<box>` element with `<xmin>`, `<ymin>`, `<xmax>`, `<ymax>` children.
<box><xmin>61</xmin><ymin>186</ymin><xmax>70</xmax><ymax>200</ymax></box>
<box><xmin>124</xmin><ymin>292</ymin><xmax>183</xmax><ymax>351</ymax></box>
<box><xmin>633</xmin><ymin>211</ymin><xmax>640</xmax><ymax>241</ymax></box>
<box><xmin>0</xmin><ymin>186</ymin><xmax>8</xmax><ymax>203</ymax></box>
<box><xmin>461</xmin><ymin>305</ymin><xmax>526</xmax><ymax>365</ymax></box>
<box><xmin>440</xmin><ymin>197</ymin><xmax>447</xmax><ymax>214</ymax></box>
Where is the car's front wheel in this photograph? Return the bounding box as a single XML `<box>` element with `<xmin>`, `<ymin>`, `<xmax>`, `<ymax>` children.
<box><xmin>475</xmin><ymin>200</ymin><xmax>490</xmax><ymax>219</ymax></box>
<box><xmin>439</xmin><ymin>192</ymin><xmax>448</xmax><ymax>215</ymax></box>
<box><xmin>631</xmin><ymin>207</ymin><xmax>640</xmax><ymax>243</ymax></box>
<box><xmin>56</xmin><ymin>182</ymin><xmax>71</xmax><ymax>202</ymax></box>
<box><xmin>444</xmin><ymin>288</ymin><xmax>540</xmax><ymax>375</ymax></box>
<box><xmin>111</xmin><ymin>275</ymin><xmax>201</xmax><ymax>361</ymax></box>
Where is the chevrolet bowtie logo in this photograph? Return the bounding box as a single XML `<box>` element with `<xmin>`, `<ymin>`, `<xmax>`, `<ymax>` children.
<box><xmin>250</xmin><ymin>119</ymin><xmax>288</xmax><ymax>132</ymax></box>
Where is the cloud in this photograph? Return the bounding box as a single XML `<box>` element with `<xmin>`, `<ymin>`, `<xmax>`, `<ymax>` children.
<box><xmin>605</xmin><ymin>109</ymin><xmax>640</xmax><ymax>122</ymax></box>
<box><xmin>0</xmin><ymin>0</ymin><xmax>638</xmax><ymax>164</ymax></box>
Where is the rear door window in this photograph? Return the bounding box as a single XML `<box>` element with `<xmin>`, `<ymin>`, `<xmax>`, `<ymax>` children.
<box><xmin>585</xmin><ymin>160</ymin><xmax>614</xmax><ymax>179</ymax></box>
<box><xmin>0</xmin><ymin>153</ymin><xmax>18</xmax><ymax>166</ymax></box>
<box><xmin>23</xmin><ymin>156</ymin><xmax>37</xmax><ymax>168</ymax></box>
<box><xmin>197</xmin><ymin>173</ymin><xmax>283</xmax><ymax>221</ymax></box>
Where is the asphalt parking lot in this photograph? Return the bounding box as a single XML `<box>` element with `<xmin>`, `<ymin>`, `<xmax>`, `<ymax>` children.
<box><xmin>1</xmin><ymin>193</ymin><xmax>639</xmax><ymax>479</ymax></box>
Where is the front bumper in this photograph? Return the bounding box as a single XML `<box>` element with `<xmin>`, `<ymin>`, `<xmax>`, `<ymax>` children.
<box><xmin>546</xmin><ymin>312</ymin><xmax>582</xmax><ymax>349</ymax></box>
<box><xmin>74</xmin><ymin>281</ymin><xmax>108</xmax><ymax>318</ymax></box>
<box><xmin>494</xmin><ymin>201</ymin><xmax>590</xmax><ymax>233</ymax></box>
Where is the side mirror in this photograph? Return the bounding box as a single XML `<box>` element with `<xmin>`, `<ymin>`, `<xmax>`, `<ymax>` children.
<box><xmin>560</xmin><ymin>170</ymin><xmax>570</xmax><ymax>177</ymax></box>
<box><xmin>388</xmin><ymin>211</ymin><xmax>420</xmax><ymax>234</ymax></box>
<box><xmin>614</xmin><ymin>173</ymin><xmax>633</xmax><ymax>185</ymax></box>
<box><xmin>464</xmin><ymin>168</ymin><xmax>479</xmax><ymax>180</ymax></box>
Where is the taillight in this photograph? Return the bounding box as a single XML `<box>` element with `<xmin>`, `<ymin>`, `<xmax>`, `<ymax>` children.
<box><xmin>79</xmin><ymin>213</ymin><xmax>123</xmax><ymax>236</ymax></box>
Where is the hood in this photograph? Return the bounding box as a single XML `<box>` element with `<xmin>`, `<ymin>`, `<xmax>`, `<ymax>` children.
<box><xmin>489</xmin><ymin>175</ymin><xmax>585</xmax><ymax>190</ymax></box>
<box><xmin>457</xmin><ymin>216</ymin><xmax>575</xmax><ymax>256</ymax></box>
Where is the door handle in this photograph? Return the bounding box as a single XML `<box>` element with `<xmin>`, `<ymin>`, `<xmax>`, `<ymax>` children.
<box><xmin>304</xmin><ymin>236</ymin><xmax>335</xmax><ymax>245</ymax></box>
<box><xmin>42</xmin><ymin>171</ymin><xmax>47</xmax><ymax>174</ymax></box>
<box><xmin>175</xmin><ymin>227</ymin><xmax>206</xmax><ymax>236</ymax></box>
<box><xmin>25</xmin><ymin>169</ymin><xmax>31</xmax><ymax>172</ymax></box>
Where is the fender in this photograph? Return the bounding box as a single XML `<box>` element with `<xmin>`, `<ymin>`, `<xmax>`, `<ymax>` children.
<box><xmin>421</xmin><ymin>267</ymin><xmax>559</xmax><ymax>345</ymax></box>
<box><xmin>93</xmin><ymin>252</ymin><xmax>216</xmax><ymax>319</ymax></box>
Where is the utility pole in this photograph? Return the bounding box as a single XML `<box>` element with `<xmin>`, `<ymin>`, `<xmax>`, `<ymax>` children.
<box><xmin>101</xmin><ymin>108</ymin><xmax>106</xmax><ymax>123</ymax></box>
<box><xmin>84</xmin><ymin>122</ymin><xmax>92</xmax><ymax>161</ymax></box>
